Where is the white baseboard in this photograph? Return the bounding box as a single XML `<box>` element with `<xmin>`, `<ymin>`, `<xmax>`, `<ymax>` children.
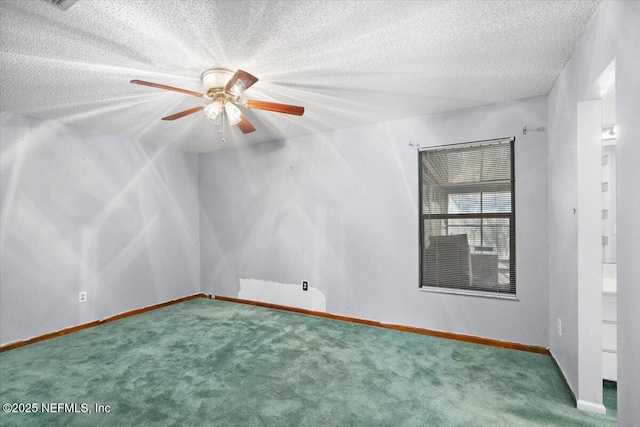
<box><xmin>577</xmin><ymin>399</ymin><xmax>607</xmax><ymax>415</ymax></box>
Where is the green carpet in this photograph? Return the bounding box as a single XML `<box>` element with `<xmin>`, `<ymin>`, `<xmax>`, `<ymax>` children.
<box><xmin>603</xmin><ymin>380</ymin><xmax>617</xmax><ymax>418</ymax></box>
<box><xmin>0</xmin><ymin>298</ymin><xmax>616</xmax><ymax>426</ymax></box>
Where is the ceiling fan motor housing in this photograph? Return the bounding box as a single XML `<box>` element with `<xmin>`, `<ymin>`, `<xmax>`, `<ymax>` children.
<box><xmin>201</xmin><ymin>69</ymin><xmax>234</xmax><ymax>93</ymax></box>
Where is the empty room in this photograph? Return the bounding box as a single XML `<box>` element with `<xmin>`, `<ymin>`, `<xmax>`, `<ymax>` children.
<box><xmin>1</xmin><ymin>1</ymin><xmax>638</xmax><ymax>426</ymax></box>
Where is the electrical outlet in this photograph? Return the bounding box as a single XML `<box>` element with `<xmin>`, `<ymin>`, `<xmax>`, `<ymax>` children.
<box><xmin>302</xmin><ymin>281</ymin><xmax>308</xmax><ymax>291</ymax></box>
<box><xmin>79</xmin><ymin>291</ymin><xmax>87</xmax><ymax>303</ymax></box>
<box><xmin>557</xmin><ymin>318</ymin><xmax>562</xmax><ymax>336</ymax></box>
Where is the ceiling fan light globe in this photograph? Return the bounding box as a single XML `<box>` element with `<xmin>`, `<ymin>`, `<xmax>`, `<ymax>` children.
<box><xmin>204</xmin><ymin>101</ymin><xmax>223</xmax><ymax>123</ymax></box>
<box><xmin>225</xmin><ymin>102</ymin><xmax>242</xmax><ymax>125</ymax></box>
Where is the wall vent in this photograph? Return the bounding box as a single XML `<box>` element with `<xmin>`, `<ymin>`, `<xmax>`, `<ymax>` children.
<box><xmin>41</xmin><ymin>0</ymin><xmax>79</xmax><ymax>11</ymax></box>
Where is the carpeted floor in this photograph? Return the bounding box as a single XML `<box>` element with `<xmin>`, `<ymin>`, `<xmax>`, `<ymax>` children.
<box><xmin>0</xmin><ymin>298</ymin><xmax>617</xmax><ymax>426</ymax></box>
<box><xmin>603</xmin><ymin>380</ymin><xmax>617</xmax><ymax>418</ymax></box>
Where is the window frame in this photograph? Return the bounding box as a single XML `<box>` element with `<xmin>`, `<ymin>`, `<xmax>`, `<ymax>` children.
<box><xmin>418</xmin><ymin>137</ymin><xmax>516</xmax><ymax>299</ymax></box>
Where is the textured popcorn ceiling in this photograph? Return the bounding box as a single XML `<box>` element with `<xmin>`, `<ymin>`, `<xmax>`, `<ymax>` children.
<box><xmin>0</xmin><ymin>0</ymin><xmax>600</xmax><ymax>152</ymax></box>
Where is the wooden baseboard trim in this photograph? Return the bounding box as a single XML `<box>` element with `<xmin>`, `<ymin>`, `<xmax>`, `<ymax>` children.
<box><xmin>0</xmin><ymin>293</ymin><xmax>211</xmax><ymax>353</ymax></box>
<box><xmin>215</xmin><ymin>295</ymin><xmax>550</xmax><ymax>355</ymax></box>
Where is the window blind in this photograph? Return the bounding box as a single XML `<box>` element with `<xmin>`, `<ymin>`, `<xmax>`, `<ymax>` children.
<box><xmin>419</xmin><ymin>138</ymin><xmax>515</xmax><ymax>296</ymax></box>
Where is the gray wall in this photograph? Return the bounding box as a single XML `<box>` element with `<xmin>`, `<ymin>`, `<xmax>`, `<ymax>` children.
<box><xmin>547</xmin><ymin>1</ymin><xmax>640</xmax><ymax>424</ymax></box>
<box><xmin>0</xmin><ymin>111</ymin><xmax>200</xmax><ymax>345</ymax></box>
<box><xmin>200</xmin><ymin>96</ymin><xmax>549</xmax><ymax>347</ymax></box>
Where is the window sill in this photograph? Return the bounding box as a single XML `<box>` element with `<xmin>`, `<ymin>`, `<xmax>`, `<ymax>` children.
<box><xmin>419</xmin><ymin>287</ymin><xmax>518</xmax><ymax>301</ymax></box>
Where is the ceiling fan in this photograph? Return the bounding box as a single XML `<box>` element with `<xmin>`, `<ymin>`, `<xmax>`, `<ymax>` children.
<box><xmin>130</xmin><ymin>68</ymin><xmax>304</xmax><ymax>136</ymax></box>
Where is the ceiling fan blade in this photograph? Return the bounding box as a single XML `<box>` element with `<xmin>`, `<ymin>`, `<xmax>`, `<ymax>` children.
<box><xmin>131</xmin><ymin>79</ymin><xmax>203</xmax><ymax>97</ymax></box>
<box><xmin>237</xmin><ymin>114</ymin><xmax>256</xmax><ymax>134</ymax></box>
<box><xmin>224</xmin><ymin>70</ymin><xmax>258</xmax><ymax>97</ymax></box>
<box><xmin>161</xmin><ymin>106</ymin><xmax>204</xmax><ymax>121</ymax></box>
<box><xmin>246</xmin><ymin>100</ymin><xmax>305</xmax><ymax>116</ymax></box>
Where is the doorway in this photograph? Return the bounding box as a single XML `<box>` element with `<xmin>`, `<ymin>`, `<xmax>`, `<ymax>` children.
<box><xmin>576</xmin><ymin>59</ymin><xmax>616</xmax><ymax>415</ymax></box>
<box><xmin>600</xmin><ymin>83</ymin><xmax>617</xmax><ymax>417</ymax></box>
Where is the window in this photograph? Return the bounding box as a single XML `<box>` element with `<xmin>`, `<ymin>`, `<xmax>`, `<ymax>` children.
<box><xmin>419</xmin><ymin>138</ymin><xmax>515</xmax><ymax>296</ymax></box>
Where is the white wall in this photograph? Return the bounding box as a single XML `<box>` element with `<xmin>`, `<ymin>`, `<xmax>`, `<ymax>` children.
<box><xmin>547</xmin><ymin>1</ymin><xmax>640</xmax><ymax>424</ymax></box>
<box><xmin>200</xmin><ymin>95</ymin><xmax>549</xmax><ymax>347</ymax></box>
<box><xmin>0</xmin><ymin>111</ymin><xmax>200</xmax><ymax>345</ymax></box>
<box><xmin>576</xmin><ymin>99</ymin><xmax>605</xmax><ymax>413</ymax></box>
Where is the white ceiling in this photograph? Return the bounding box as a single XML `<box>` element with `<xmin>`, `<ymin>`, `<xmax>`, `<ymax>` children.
<box><xmin>0</xmin><ymin>0</ymin><xmax>600</xmax><ymax>153</ymax></box>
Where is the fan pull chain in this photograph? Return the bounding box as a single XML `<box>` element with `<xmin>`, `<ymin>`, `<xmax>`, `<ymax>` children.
<box><xmin>220</xmin><ymin>109</ymin><xmax>226</xmax><ymax>143</ymax></box>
